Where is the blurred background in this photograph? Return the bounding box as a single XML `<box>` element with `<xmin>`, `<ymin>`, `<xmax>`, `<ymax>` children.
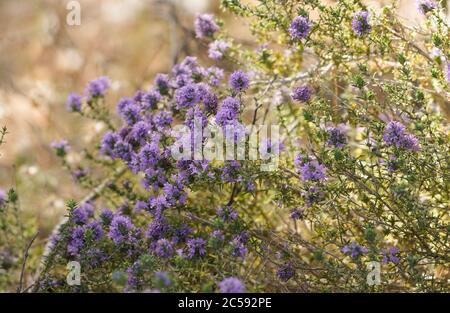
<box><xmin>0</xmin><ymin>0</ymin><xmax>440</xmax><ymax>239</ymax></box>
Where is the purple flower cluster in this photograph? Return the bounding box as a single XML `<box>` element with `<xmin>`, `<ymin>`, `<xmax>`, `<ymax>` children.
<box><xmin>108</xmin><ymin>215</ymin><xmax>136</xmax><ymax>245</ymax></box>
<box><xmin>151</xmin><ymin>238</ymin><xmax>174</xmax><ymax>258</ymax></box>
<box><xmin>383</xmin><ymin>121</ymin><xmax>420</xmax><ymax>151</ymax></box>
<box><xmin>68</xmin><ymin>221</ymin><xmax>103</xmax><ymax>257</ymax></box>
<box><xmin>297</xmin><ymin>159</ymin><xmax>327</xmax><ymax>182</ymax></box>
<box><xmin>216</xmin><ymin>205</ymin><xmax>238</xmax><ymax>222</ymax></box>
<box><xmin>194</xmin><ymin>14</ymin><xmax>219</xmax><ymax>39</ymax></box>
<box><xmin>51</xmin><ymin>140</ymin><xmax>70</xmax><ymax>157</ymax></box>
<box><xmin>175</xmin><ymin>83</ymin><xmax>200</xmax><ymax>108</ymax></box>
<box><xmin>417</xmin><ymin>0</ymin><xmax>438</xmax><ymax>15</ymax></box>
<box><xmin>216</xmin><ymin>97</ymin><xmax>240</xmax><ymax>126</ymax></box>
<box><xmin>342</xmin><ymin>241</ymin><xmax>368</xmax><ymax>258</ymax></box>
<box><xmin>100</xmin><ymin>208</ymin><xmax>114</xmax><ymax>226</ymax></box>
<box><xmin>290</xmin><ymin>208</ymin><xmax>305</xmax><ymax>220</ymax></box>
<box><xmin>211</xmin><ymin>230</ymin><xmax>225</xmax><ymax>242</ymax></box>
<box><xmin>230</xmin><ymin>236</ymin><xmax>247</xmax><ymax>258</ymax></box>
<box><xmin>208</xmin><ymin>40</ymin><xmax>230</xmax><ymax>61</ymax></box>
<box><xmin>65</xmin><ymin>93</ymin><xmax>82</xmax><ymax>112</ymax></box>
<box><xmin>85</xmin><ymin>76</ymin><xmax>111</xmax><ymax>101</ymax></box>
<box><xmin>326</xmin><ymin>127</ymin><xmax>347</xmax><ymax>148</ymax></box>
<box><xmin>219</xmin><ymin>277</ymin><xmax>245</xmax><ymax>293</ymax></box>
<box><xmin>277</xmin><ymin>263</ymin><xmax>295</xmax><ymax>282</ymax></box>
<box><xmin>186</xmin><ymin>237</ymin><xmax>206</xmax><ymax>259</ymax></box>
<box><xmin>352</xmin><ymin>11</ymin><xmax>372</xmax><ymax>37</ymax></box>
<box><xmin>71</xmin><ymin>202</ymin><xmax>95</xmax><ymax>225</ymax></box>
<box><xmin>292</xmin><ymin>85</ymin><xmax>312</xmax><ymax>103</ymax></box>
<box><xmin>220</xmin><ymin>160</ymin><xmax>242</xmax><ymax>183</ymax></box>
<box><xmin>288</xmin><ymin>16</ymin><xmax>312</xmax><ymax>40</ymax></box>
<box><xmin>382</xmin><ymin>246</ymin><xmax>400</xmax><ymax>264</ymax></box>
<box><xmin>146</xmin><ymin>217</ymin><xmax>170</xmax><ymax>240</ymax></box>
<box><xmin>229</xmin><ymin>70</ymin><xmax>250</xmax><ymax>93</ymax></box>
<box><xmin>154</xmin><ymin>74</ymin><xmax>170</xmax><ymax>95</ymax></box>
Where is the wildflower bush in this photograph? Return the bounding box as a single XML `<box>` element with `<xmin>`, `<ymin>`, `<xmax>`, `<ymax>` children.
<box><xmin>5</xmin><ymin>0</ymin><xmax>449</xmax><ymax>292</ymax></box>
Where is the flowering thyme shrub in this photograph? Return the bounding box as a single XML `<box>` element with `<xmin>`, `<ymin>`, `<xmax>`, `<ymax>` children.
<box><xmin>33</xmin><ymin>0</ymin><xmax>449</xmax><ymax>292</ymax></box>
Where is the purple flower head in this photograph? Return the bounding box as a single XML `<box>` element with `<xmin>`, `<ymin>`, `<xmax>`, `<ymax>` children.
<box><xmin>71</xmin><ymin>202</ymin><xmax>94</xmax><ymax>225</ymax></box>
<box><xmin>203</xmin><ymin>91</ymin><xmax>218</xmax><ymax>114</ymax></box>
<box><xmin>113</xmin><ymin>140</ymin><xmax>133</xmax><ymax>162</ymax></box>
<box><xmin>85</xmin><ymin>220</ymin><xmax>104</xmax><ymax>241</ymax></box>
<box><xmin>100</xmin><ymin>208</ymin><xmax>114</xmax><ymax>226</ymax></box>
<box><xmin>146</xmin><ymin>217</ymin><xmax>170</xmax><ymax>240</ymax></box>
<box><xmin>65</xmin><ymin>93</ymin><xmax>82</xmax><ymax>112</ymax></box>
<box><xmin>85</xmin><ymin>247</ymin><xmax>107</xmax><ymax>268</ymax></box>
<box><xmin>117</xmin><ymin>97</ymin><xmax>141</xmax><ymax>125</ymax></box>
<box><xmin>194</xmin><ymin>14</ymin><xmax>219</xmax><ymax>39</ymax></box>
<box><xmin>67</xmin><ymin>221</ymin><xmax>103</xmax><ymax>257</ymax></box>
<box><xmin>211</xmin><ymin>230</ymin><xmax>225</xmax><ymax>242</ymax></box>
<box><xmin>172</xmin><ymin>223</ymin><xmax>192</xmax><ymax>243</ymax></box>
<box><xmin>216</xmin><ymin>96</ymin><xmax>240</xmax><ymax>126</ymax></box>
<box><xmin>277</xmin><ymin>263</ymin><xmax>295</xmax><ymax>282</ymax></box>
<box><xmin>208</xmin><ymin>40</ymin><xmax>230</xmax><ymax>61</ymax></box>
<box><xmin>206</xmin><ymin>66</ymin><xmax>224</xmax><ymax>86</ymax></box>
<box><xmin>220</xmin><ymin>160</ymin><xmax>242</xmax><ymax>183</ymax></box>
<box><xmin>135</xmin><ymin>142</ymin><xmax>160</xmax><ymax>171</ymax></box>
<box><xmin>142</xmin><ymin>90</ymin><xmax>161</xmax><ymax>110</ymax></box>
<box><xmin>125</xmin><ymin>261</ymin><xmax>144</xmax><ymax>290</ymax></box>
<box><xmin>163</xmin><ymin>181</ymin><xmax>187</xmax><ymax>207</ymax></box>
<box><xmin>417</xmin><ymin>0</ymin><xmax>438</xmax><ymax>15</ymax></box>
<box><xmin>100</xmin><ymin>131</ymin><xmax>119</xmax><ymax>157</ymax></box>
<box><xmin>152</xmin><ymin>239</ymin><xmax>174</xmax><ymax>258</ymax></box>
<box><xmin>85</xmin><ymin>76</ymin><xmax>110</xmax><ymax>101</ymax></box>
<box><xmin>51</xmin><ymin>140</ymin><xmax>70</xmax><ymax>157</ymax></box>
<box><xmin>108</xmin><ymin>215</ymin><xmax>135</xmax><ymax>245</ymax></box>
<box><xmin>300</xmin><ymin>160</ymin><xmax>327</xmax><ymax>182</ymax></box>
<box><xmin>326</xmin><ymin>127</ymin><xmax>347</xmax><ymax>148</ymax></box>
<box><xmin>155</xmin><ymin>271</ymin><xmax>171</xmax><ymax>287</ymax></box>
<box><xmin>216</xmin><ymin>205</ymin><xmax>238</xmax><ymax>222</ymax></box>
<box><xmin>67</xmin><ymin>226</ymin><xmax>85</xmax><ymax>256</ymax></box>
<box><xmin>142</xmin><ymin>167</ymin><xmax>167</xmax><ymax>192</ymax></box>
<box><xmin>294</xmin><ymin>153</ymin><xmax>305</xmax><ymax>168</ymax></box>
<box><xmin>153</xmin><ymin>110</ymin><xmax>173</xmax><ymax>129</ymax></box>
<box><xmin>292</xmin><ymin>85</ymin><xmax>312</xmax><ymax>103</ymax></box>
<box><xmin>352</xmin><ymin>11</ymin><xmax>372</xmax><ymax>37</ymax></box>
<box><xmin>290</xmin><ymin>208</ymin><xmax>305</xmax><ymax>220</ymax></box>
<box><xmin>229</xmin><ymin>70</ymin><xmax>250</xmax><ymax>93</ymax></box>
<box><xmin>175</xmin><ymin>83</ymin><xmax>200</xmax><ymax>108</ymax></box>
<box><xmin>219</xmin><ymin>277</ymin><xmax>245</xmax><ymax>293</ymax></box>
<box><xmin>186</xmin><ymin>237</ymin><xmax>207</xmax><ymax>259</ymax></box>
<box><xmin>383</xmin><ymin>246</ymin><xmax>400</xmax><ymax>264</ymax></box>
<box><xmin>131</xmin><ymin>121</ymin><xmax>150</xmax><ymax>143</ymax></box>
<box><xmin>383</xmin><ymin>121</ymin><xmax>405</xmax><ymax>145</ymax></box>
<box><xmin>289</xmin><ymin>16</ymin><xmax>312</xmax><ymax>40</ymax></box>
<box><xmin>154</xmin><ymin>74</ymin><xmax>170</xmax><ymax>95</ymax></box>
<box><xmin>231</xmin><ymin>237</ymin><xmax>247</xmax><ymax>258</ymax></box>
<box><xmin>383</xmin><ymin>121</ymin><xmax>420</xmax><ymax>151</ymax></box>
<box><xmin>342</xmin><ymin>241</ymin><xmax>368</xmax><ymax>258</ymax></box>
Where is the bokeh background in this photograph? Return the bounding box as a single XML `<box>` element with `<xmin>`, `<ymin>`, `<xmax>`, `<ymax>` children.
<box><xmin>0</xmin><ymin>0</ymin><xmax>443</xmax><ymax>241</ymax></box>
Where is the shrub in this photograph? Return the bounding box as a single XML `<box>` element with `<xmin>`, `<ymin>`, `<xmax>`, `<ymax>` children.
<box><xmin>24</xmin><ymin>0</ymin><xmax>450</xmax><ymax>292</ymax></box>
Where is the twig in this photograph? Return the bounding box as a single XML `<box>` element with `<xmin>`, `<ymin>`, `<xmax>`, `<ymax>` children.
<box><xmin>17</xmin><ymin>231</ymin><xmax>39</xmax><ymax>293</ymax></box>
